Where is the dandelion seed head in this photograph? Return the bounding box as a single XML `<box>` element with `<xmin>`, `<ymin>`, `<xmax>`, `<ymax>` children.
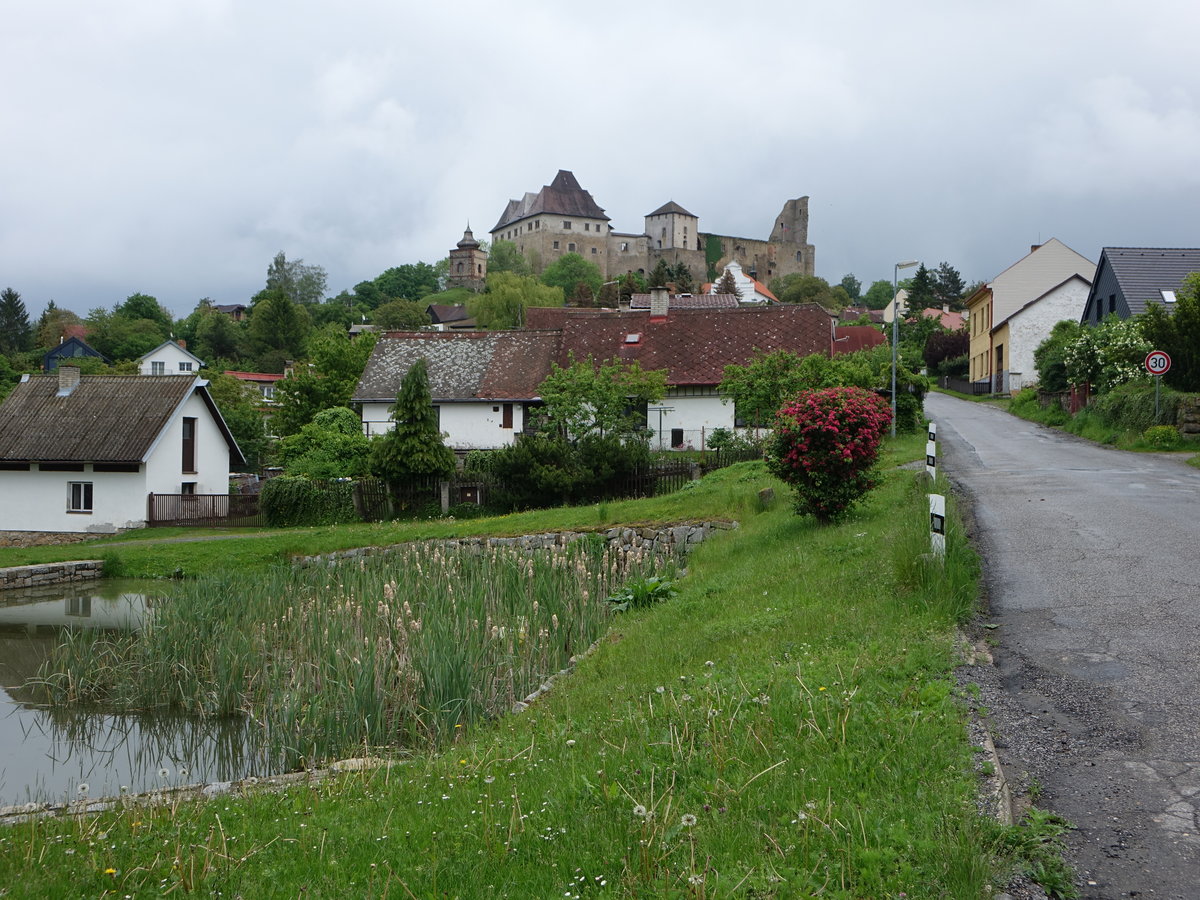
<box><xmin>680</xmin><ymin>814</ymin><xmax>697</xmax><ymax>827</ymax></box>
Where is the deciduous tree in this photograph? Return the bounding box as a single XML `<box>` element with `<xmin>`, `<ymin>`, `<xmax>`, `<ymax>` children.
<box><xmin>487</xmin><ymin>240</ymin><xmax>531</xmax><ymax>277</ymax></box>
<box><xmin>469</xmin><ymin>272</ymin><xmax>562</xmax><ymax>329</ymax></box>
<box><xmin>277</xmin><ymin>407</ymin><xmax>370</xmax><ymax>478</ymax></box>
<box><xmin>838</xmin><ymin>274</ymin><xmax>862</xmax><ymax>301</ymax></box>
<box><xmin>265</xmin><ymin>251</ymin><xmax>328</xmax><ymax>305</ymax></box>
<box><xmin>372</xmin><ymin>299</ymin><xmax>431</xmax><ymax>331</ymax></box>
<box><xmin>541</xmin><ymin>253</ymin><xmax>603</xmax><ymax>303</ymax></box>
<box><xmin>1138</xmin><ymin>272</ymin><xmax>1200</xmax><ymax>392</ymax></box>
<box><xmin>861</xmin><ymin>280</ymin><xmax>895</xmax><ymax>311</ymax></box>
<box><xmin>538</xmin><ymin>354</ymin><xmax>666</xmax><ymax>441</ymax></box>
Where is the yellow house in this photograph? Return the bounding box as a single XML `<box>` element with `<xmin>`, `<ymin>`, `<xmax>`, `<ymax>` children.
<box><xmin>964</xmin><ymin>239</ymin><xmax>1094</xmax><ymax>391</ymax></box>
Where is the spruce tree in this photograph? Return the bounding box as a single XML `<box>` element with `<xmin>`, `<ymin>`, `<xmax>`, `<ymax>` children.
<box><xmin>0</xmin><ymin>288</ymin><xmax>33</xmax><ymax>355</ymax></box>
<box><xmin>369</xmin><ymin>358</ymin><xmax>456</xmax><ymax>490</ymax></box>
<box><xmin>715</xmin><ymin>268</ymin><xmax>742</xmax><ymax>300</ymax></box>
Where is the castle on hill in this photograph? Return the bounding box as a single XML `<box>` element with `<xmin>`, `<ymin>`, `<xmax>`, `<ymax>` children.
<box><xmin>447</xmin><ymin>170</ymin><xmax>815</xmax><ymax>290</ymax></box>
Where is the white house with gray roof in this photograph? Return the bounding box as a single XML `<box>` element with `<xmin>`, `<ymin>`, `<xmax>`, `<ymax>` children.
<box><xmin>0</xmin><ymin>367</ymin><xmax>244</xmax><ymax>533</ymax></box>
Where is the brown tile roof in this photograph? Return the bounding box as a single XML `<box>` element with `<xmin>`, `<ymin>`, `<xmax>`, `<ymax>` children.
<box><xmin>554</xmin><ymin>305</ymin><xmax>834</xmax><ymax>386</ymax></box>
<box><xmin>353</xmin><ymin>331</ymin><xmax>561</xmax><ymax>402</ymax></box>
<box><xmin>629</xmin><ymin>293</ymin><xmax>740</xmax><ymax>309</ymax></box>
<box><xmin>0</xmin><ymin>375</ymin><xmax>243</xmax><ymax>465</ymax></box>
<box><xmin>646</xmin><ymin>200</ymin><xmax>696</xmax><ymax>217</ymax></box>
<box><xmin>919</xmin><ymin>308</ymin><xmax>966</xmax><ymax>330</ymax></box>
<box><xmin>832</xmin><ymin>325</ymin><xmax>887</xmax><ymax>355</ymax></box>
<box><xmin>491</xmin><ymin>170</ymin><xmax>609</xmax><ymax>231</ymax></box>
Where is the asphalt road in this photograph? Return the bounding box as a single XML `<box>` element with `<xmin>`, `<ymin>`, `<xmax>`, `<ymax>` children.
<box><xmin>926</xmin><ymin>393</ymin><xmax>1200</xmax><ymax>900</ymax></box>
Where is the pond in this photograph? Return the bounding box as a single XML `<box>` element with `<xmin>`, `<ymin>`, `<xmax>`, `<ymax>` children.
<box><xmin>0</xmin><ymin>580</ymin><xmax>271</xmax><ymax>809</ymax></box>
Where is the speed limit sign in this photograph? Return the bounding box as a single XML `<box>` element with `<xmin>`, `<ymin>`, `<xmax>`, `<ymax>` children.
<box><xmin>1146</xmin><ymin>350</ymin><xmax>1172</xmax><ymax>375</ymax></box>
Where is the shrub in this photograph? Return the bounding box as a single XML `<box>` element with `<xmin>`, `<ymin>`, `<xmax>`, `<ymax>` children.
<box><xmin>1092</xmin><ymin>381</ymin><xmax>1180</xmax><ymax>432</ymax></box>
<box><xmin>766</xmin><ymin>386</ymin><xmax>892</xmax><ymax>522</ymax></box>
<box><xmin>260</xmin><ymin>476</ymin><xmax>357</xmax><ymax>527</ymax></box>
<box><xmin>1143</xmin><ymin>425</ymin><xmax>1181</xmax><ymax>450</ymax></box>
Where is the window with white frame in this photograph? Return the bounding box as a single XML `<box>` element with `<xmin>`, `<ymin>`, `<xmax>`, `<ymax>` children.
<box><xmin>151</xmin><ymin>361</ymin><xmax>165</xmax><ymax>375</ymax></box>
<box><xmin>68</xmin><ymin>481</ymin><xmax>93</xmax><ymax>513</ymax></box>
<box><xmin>179</xmin><ymin>361</ymin><xmax>193</xmax><ymax>372</ymax></box>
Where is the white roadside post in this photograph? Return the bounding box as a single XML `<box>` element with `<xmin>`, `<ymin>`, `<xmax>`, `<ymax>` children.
<box><xmin>928</xmin><ymin>421</ymin><xmax>937</xmax><ymax>442</ymax></box>
<box><xmin>926</xmin><ymin>439</ymin><xmax>937</xmax><ymax>479</ymax></box>
<box><xmin>929</xmin><ymin>493</ymin><xmax>946</xmax><ymax>558</ymax></box>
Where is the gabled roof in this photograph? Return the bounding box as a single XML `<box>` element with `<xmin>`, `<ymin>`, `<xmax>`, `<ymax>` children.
<box><xmin>426</xmin><ymin>304</ymin><xmax>475</xmax><ymax>325</ymax></box>
<box><xmin>550</xmin><ymin>305</ymin><xmax>834</xmax><ymax>387</ymax></box>
<box><xmin>919</xmin><ymin>308</ymin><xmax>966</xmax><ymax>331</ymax></box>
<box><xmin>491</xmin><ymin>170</ymin><xmax>609</xmax><ymax>231</ymax></box>
<box><xmin>353</xmin><ymin>331</ymin><xmax>561</xmax><ymax>403</ymax></box>
<box><xmin>225</xmin><ymin>370</ymin><xmax>285</xmax><ymax>384</ymax></box>
<box><xmin>43</xmin><ymin>336</ymin><xmax>107</xmax><ymax>371</ymax></box>
<box><xmin>646</xmin><ymin>200</ymin><xmax>696</xmax><ymax>218</ymax></box>
<box><xmin>1094</xmin><ymin>247</ymin><xmax>1200</xmax><ymax>316</ymax></box>
<box><xmin>1000</xmin><ymin>274</ymin><xmax>1091</xmax><ymax>330</ymax></box>
<box><xmin>0</xmin><ymin>375</ymin><xmax>244</xmax><ymax>466</ymax></box>
<box><xmin>137</xmin><ymin>340</ymin><xmax>205</xmax><ymax>367</ymax></box>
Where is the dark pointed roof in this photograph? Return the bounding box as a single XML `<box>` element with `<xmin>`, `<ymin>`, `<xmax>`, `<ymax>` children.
<box><xmin>0</xmin><ymin>375</ymin><xmax>244</xmax><ymax>466</ymax></box>
<box><xmin>1093</xmin><ymin>247</ymin><xmax>1200</xmax><ymax>316</ymax></box>
<box><xmin>646</xmin><ymin>200</ymin><xmax>696</xmax><ymax>218</ymax></box>
<box><xmin>456</xmin><ymin>226</ymin><xmax>480</xmax><ymax>250</ymax></box>
<box><xmin>491</xmin><ymin>170</ymin><xmax>609</xmax><ymax>231</ymax></box>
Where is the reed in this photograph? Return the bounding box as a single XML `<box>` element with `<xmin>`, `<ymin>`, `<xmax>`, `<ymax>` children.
<box><xmin>35</xmin><ymin>538</ymin><xmax>674</xmax><ymax>769</ymax></box>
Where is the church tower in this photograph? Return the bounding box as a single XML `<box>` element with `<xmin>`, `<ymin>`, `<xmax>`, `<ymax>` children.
<box><xmin>447</xmin><ymin>225</ymin><xmax>488</xmax><ymax>291</ymax></box>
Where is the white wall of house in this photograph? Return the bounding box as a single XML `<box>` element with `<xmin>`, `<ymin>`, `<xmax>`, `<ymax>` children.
<box><xmin>360</xmin><ymin>400</ymin><xmax>524</xmax><ymax>450</ymax></box>
<box><xmin>143</xmin><ymin>392</ymin><xmax>233</xmax><ymax>495</ymax></box>
<box><xmin>138</xmin><ymin>343</ymin><xmax>201</xmax><ymax>376</ymax></box>
<box><xmin>0</xmin><ymin>467</ymin><xmax>150</xmax><ymax>533</ymax></box>
<box><xmin>648</xmin><ymin>392</ymin><xmax>733</xmax><ymax>450</ymax></box>
<box><xmin>1004</xmin><ymin>278</ymin><xmax>1091</xmax><ymax>389</ymax></box>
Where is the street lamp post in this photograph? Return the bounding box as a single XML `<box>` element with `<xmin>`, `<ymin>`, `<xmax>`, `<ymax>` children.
<box><xmin>891</xmin><ymin>260</ymin><xmax>920</xmax><ymax>437</ymax></box>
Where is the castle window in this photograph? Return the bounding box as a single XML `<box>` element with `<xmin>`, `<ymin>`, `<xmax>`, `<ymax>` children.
<box><xmin>591</xmin><ymin>247</ymin><xmax>598</xmax><ymax>254</ymax></box>
<box><xmin>563</xmin><ymin>220</ymin><xmax>572</xmax><ymax>229</ymax></box>
<box><xmin>568</xmin><ymin>242</ymin><xmax>576</xmax><ymax>252</ymax></box>
<box><xmin>584</xmin><ymin>223</ymin><xmax>590</xmax><ymax>231</ymax></box>
<box><xmin>795</xmin><ymin>251</ymin><xmax>802</xmax><ymax>262</ymax></box>
<box><xmin>553</xmin><ymin>240</ymin><xmax>560</xmax><ymax>250</ymax></box>
<box><xmin>620</xmin><ymin>242</ymin><xmax>628</xmax><ymax>251</ymax></box>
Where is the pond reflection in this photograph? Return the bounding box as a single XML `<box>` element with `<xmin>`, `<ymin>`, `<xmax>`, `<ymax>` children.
<box><xmin>0</xmin><ymin>581</ymin><xmax>273</xmax><ymax>808</ymax></box>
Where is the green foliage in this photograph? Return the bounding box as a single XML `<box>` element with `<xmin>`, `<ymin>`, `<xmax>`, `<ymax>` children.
<box><xmin>705</xmin><ymin>234</ymin><xmax>723</xmax><ymax>281</ymax></box>
<box><xmin>714</xmin><ymin>267</ymin><xmax>742</xmax><ymax>298</ymax></box>
<box><xmin>606</xmin><ymin>574</ymin><xmax>676</xmax><ymax>611</ymax></box>
<box><xmin>838</xmin><ymin>273</ymin><xmax>862</xmax><ymax>301</ymax></box>
<box><xmin>766</xmin><ymin>386</ymin><xmax>892</xmax><ymax>521</ymax></box>
<box><xmin>1143</xmin><ymin>424</ymin><xmax>1181</xmax><ymax>450</ymax></box>
<box><xmin>372</xmin><ymin>262</ymin><xmax>440</xmax><ymax>303</ymax></box>
<box><xmin>271</xmin><ymin>326</ymin><xmax>376</xmax><ymax>436</ymax></box>
<box><xmin>0</xmin><ymin>353</ymin><xmax>19</xmax><ymax>403</ymax></box>
<box><xmin>664</xmin><ymin>261</ymin><xmax>695</xmax><ymax>294</ymax></box>
<box><xmin>277</xmin><ymin>407</ymin><xmax>370</xmax><ymax>478</ymax></box>
<box><xmin>931</xmin><ymin>261</ymin><xmax>966</xmax><ymax>309</ymax></box>
<box><xmin>246</xmin><ymin>289</ymin><xmax>312</xmax><ymax>365</ymax></box>
<box><xmin>923</xmin><ymin>330</ymin><xmax>969</xmax><ymax>374</ymax></box>
<box><xmin>206</xmin><ymin>372</ymin><xmax>269</xmax><ymax>471</ymax></box>
<box><xmin>771</xmin><ymin>273</ymin><xmax>836</xmax><ymax>308</ymax></box>
<box><xmin>471</xmin><ymin>272</ymin><xmax>563</xmax><ymax>328</ymax></box>
<box><xmin>861</xmin><ymin>279</ymin><xmax>895</xmax><ymax>310</ymax></box>
<box><xmin>648</xmin><ymin>258</ymin><xmax>671</xmax><ymax>289</ymax></box>
<box><xmin>371</xmin><ymin>298</ymin><xmax>430</xmax><ymax>330</ymax></box>
<box><xmin>487</xmin><ymin>239</ymin><xmax>532</xmax><ymax>276</ymax></box>
<box><xmin>1063</xmin><ymin>314</ymin><xmax>1150</xmax><ymax>392</ymax></box>
<box><xmin>1139</xmin><ymin>272</ymin><xmax>1200</xmax><ymax>391</ymax></box>
<box><xmin>1091</xmin><ymin>381</ymin><xmax>1181</xmax><ymax>432</ymax></box>
<box><xmin>265</xmin><ymin>251</ymin><xmax>328</xmax><ymax>305</ymax></box>
<box><xmin>485</xmin><ymin>432</ymin><xmax>651</xmax><ymax>511</ymax></box>
<box><xmin>906</xmin><ymin>263</ymin><xmax>936</xmax><ymax>310</ymax></box>
<box><xmin>0</xmin><ymin>287</ymin><xmax>33</xmax><ymax>354</ymax></box>
<box><xmin>260</xmin><ymin>475</ymin><xmax>357</xmax><ymax>527</ymax></box>
<box><xmin>541</xmin><ymin>252</ymin><xmax>603</xmax><ymax>303</ymax></box>
<box><xmin>1009</xmin><ymin>388</ymin><xmax>1069</xmax><ymax>426</ymax></box>
<box><xmin>1033</xmin><ymin>320</ymin><xmax>1084</xmax><ymax>391</ymax></box>
<box><xmin>538</xmin><ymin>353</ymin><xmax>667</xmax><ymax>440</ymax></box>
<box><xmin>369</xmin><ymin>358</ymin><xmax>456</xmax><ymax>491</ymax></box>
<box><xmin>84</xmin><ymin>306</ymin><xmax>169</xmax><ymax>361</ymax></box>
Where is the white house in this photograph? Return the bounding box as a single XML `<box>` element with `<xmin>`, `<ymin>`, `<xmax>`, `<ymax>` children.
<box><xmin>0</xmin><ymin>367</ymin><xmax>245</xmax><ymax>533</ymax></box>
<box><xmin>137</xmin><ymin>340</ymin><xmax>205</xmax><ymax>376</ymax></box>
<box><xmin>710</xmin><ymin>260</ymin><xmax>776</xmax><ymax>305</ymax></box>
<box><xmin>997</xmin><ymin>275</ymin><xmax>1092</xmax><ymax>391</ymax></box>
<box><xmin>353</xmin><ymin>331</ymin><xmax>561</xmax><ymax>449</ymax></box>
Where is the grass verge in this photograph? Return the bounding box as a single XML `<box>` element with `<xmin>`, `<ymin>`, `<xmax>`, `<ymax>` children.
<box><xmin>0</xmin><ymin>442</ymin><xmax>1050</xmax><ymax>897</ymax></box>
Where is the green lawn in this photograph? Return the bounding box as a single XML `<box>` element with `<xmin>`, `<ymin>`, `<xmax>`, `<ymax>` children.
<box><xmin>0</xmin><ymin>440</ymin><xmax>1049</xmax><ymax>897</ymax></box>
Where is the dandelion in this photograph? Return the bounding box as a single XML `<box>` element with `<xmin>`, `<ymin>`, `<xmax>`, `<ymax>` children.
<box><xmin>104</xmin><ymin>868</ymin><xmax>117</xmax><ymax>875</ymax></box>
<box><xmin>632</xmin><ymin>804</ymin><xmax>648</xmax><ymax>818</ymax></box>
<box><xmin>566</xmin><ymin>739</ymin><xmax>576</xmax><ymax>748</ymax></box>
<box><xmin>76</xmin><ymin>783</ymin><xmax>89</xmax><ymax>796</ymax></box>
<box><xmin>178</xmin><ymin>767</ymin><xmax>189</xmax><ymax>779</ymax></box>
<box><xmin>655</xmin><ymin>686</ymin><xmax>665</xmax><ymax>694</ymax></box>
<box><xmin>688</xmin><ymin>873</ymin><xmax>704</xmax><ymax>886</ymax></box>
<box><xmin>158</xmin><ymin>768</ymin><xmax>170</xmax><ymax>779</ymax></box>
<box><xmin>680</xmin><ymin>814</ymin><xmax>697</xmax><ymax>827</ymax></box>
<box><xmin>704</xmin><ymin>660</ymin><xmax>715</xmax><ymax>667</ymax></box>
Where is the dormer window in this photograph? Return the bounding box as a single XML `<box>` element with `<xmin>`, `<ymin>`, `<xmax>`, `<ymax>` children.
<box><xmin>1162</xmin><ymin>290</ymin><xmax>1177</xmax><ymax>303</ymax></box>
<box><xmin>625</xmin><ymin>333</ymin><xmax>642</xmax><ymax>344</ymax></box>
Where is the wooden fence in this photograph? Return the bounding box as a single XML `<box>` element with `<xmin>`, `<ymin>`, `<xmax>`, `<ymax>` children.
<box><xmin>147</xmin><ymin>492</ymin><xmax>265</xmax><ymax>527</ymax></box>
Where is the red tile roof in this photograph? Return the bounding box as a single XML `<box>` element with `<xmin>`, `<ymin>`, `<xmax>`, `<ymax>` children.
<box><xmin>833</xmin><ymin>325</ymin><xmax>887</xmax><ymax>355</ymax></box>
<box><xmin>553</xmin><ymin>305</ymin><xmax>833</xmax><ymax>386</ymax></box>
<box><xmin>919</xmin><ymin>308</ymin><xmax>966</xmax><ymax>330</ymax></box>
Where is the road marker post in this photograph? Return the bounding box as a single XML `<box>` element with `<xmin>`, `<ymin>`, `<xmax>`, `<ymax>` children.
<box><xmin>929</xmin><ymin>493</ymin><xmax>946</xmax><ymax>558</ymax></box>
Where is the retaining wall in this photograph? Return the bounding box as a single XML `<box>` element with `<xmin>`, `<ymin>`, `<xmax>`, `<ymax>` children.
<box><xmin>0</xmin><ymin>560</ymin><xmax>106</xmax><ymax>591</ymax></box>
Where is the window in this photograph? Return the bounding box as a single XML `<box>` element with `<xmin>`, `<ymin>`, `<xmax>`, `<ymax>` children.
<box><xmin>151</xmin><ymin>361</ymin><xmax>165</xmax><ymax>375</ymax></box>
<box><xmin>1108</xmin><ymin>294</ymin><xmax>1116</xmax><ymax>314</ymax></box>
<box><xmin>182</xmin><ymin>417</ymin><xmax>197</xmax><ymax>473</ymax></box>
<box><xmin>181</xmin><ymin>482</ymin><xmax>197</xmax><ymax>496</ymax></box>
<box><xmin>568</xmin><ymin>242</ymin><xmax>576</xmax><ymax>252</ymax></box>
<box><xmin>563</xmin><ymin>220</ymin><xmax>571</xmax><ymax>229</ymax></box>
<box><xmin>553</xmin><ymin>240</ymin><xmax>560</xmax><ymax>250</ymax></box>
<box><xmin>501</xmin><ymin>403</ymin><xmax>513</xmax><ymax>429</ymax></box>
<box><xmin>620</xmin><ymin>242</ymin><xmax>628</xmax><ymax>252</ymax></box>
<box><xmin>68</xmin><ymin>481</ymin><xmax>93</xmax><ymax>513</ymax></box>
<box><xmin>671</xmin><ymin>428</ymin><xmax>684</xmax><ymax>448</ymax></box>
<box><xmin>1162</xmin><ymin>290</ymin><xmax>1177</xmax><ymax>303</ymax></box>
<box><xmin>179</xmin><ymin>362</ymin><xmax>193</xmax><ymax>373</ymax></box>
<box><xmin>584</xmin><ymin>223</ymin><xmax>590</xmax><ymax>231</ymax></box>
<box><xmin>591</xmin><ymin>247</ymin><xmax>598</xmax><ymax>254</ymax></box>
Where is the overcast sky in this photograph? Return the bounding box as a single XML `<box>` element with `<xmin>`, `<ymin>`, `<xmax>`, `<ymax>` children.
<box><xmin>3</xmin><ymin>0</ymin><xmax>1198</xmax><ymax>320</ymax></box>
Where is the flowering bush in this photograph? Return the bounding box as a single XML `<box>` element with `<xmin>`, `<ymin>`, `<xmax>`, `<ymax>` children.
<box><xmin>766</xmin><ymin>386</ymin><xmax>892</xmax><ymax>522</ymax></box>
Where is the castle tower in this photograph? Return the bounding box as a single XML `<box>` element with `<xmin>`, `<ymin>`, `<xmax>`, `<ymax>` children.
<box><xmin>448</xmin><ymin>225</ymin><xmax>488</xmax><ymax>291</ymax></box>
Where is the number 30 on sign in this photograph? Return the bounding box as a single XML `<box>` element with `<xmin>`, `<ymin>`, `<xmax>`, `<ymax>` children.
<box><xmin>1145</xmin><ymin>350</ymin><xmax>1171</xmax><ymax>375</ymax></box>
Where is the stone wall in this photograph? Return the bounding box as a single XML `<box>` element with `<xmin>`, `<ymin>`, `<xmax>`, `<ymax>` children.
<box><xmin>0</xmin><ymin>531</ymin><xmax>107</xmax><ymax>549</ymax></box>
<box><xmin>297</xmin><ymin>521</ymin><xmax>737</xmax><ymax>569</ymax></box>
<box><xmin>1177</xmin><ymin>397</ymin><xmax>1200</xmax><ymax>439</ymax></box>
<box><xmin>0</xmin><ymin>560</ymin><xmax>105</xmax><ymax>591</ymax></box>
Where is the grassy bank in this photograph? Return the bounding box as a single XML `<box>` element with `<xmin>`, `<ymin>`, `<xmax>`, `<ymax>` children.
<box><xmin>0</xmin><ymin>445</ymin><xmax>1042</xmax><ymax>897</ymax></box>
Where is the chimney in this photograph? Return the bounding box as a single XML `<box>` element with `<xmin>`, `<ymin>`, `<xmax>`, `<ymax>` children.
<box><xmin>57</xmin><ymin>364</ymin><xmax>81</xmax><ymax>396</ymax></box>
<box><xmin>1031</xmin><ymin>244</ymin><xmax>1042</xmax><ymax>253</ymax></box>
<box><xmin>649</xmin><ymin>287</ymin><xmax>669</xmax><ymax>320</ymax></box>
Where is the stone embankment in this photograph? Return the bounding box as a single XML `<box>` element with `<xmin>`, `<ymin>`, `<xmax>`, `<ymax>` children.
<box><xmin>0</xmin><ymin>560</ymin><xmax>105</xmax><ymax>591</ymax></box>
<box><xmin>0</xmin><ymin>531</ymin><xmax>102</xmax><ymax>549</ymax></box>
<box><xmin>299</xmin><ymin>521</ymin><xmax>736</xmax><ymax>568</ymax></box>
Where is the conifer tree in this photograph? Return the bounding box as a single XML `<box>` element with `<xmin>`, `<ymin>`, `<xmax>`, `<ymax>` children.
<box><xmin>715</xmin><ymin>268</ymin><xmax>742</xmax><ymax>300</ymax></box>
<box><xmin>369</xmin><ymin>358</ymin><xmax>456</xmax><ymax>490</ymax></box>
<box><xmin>0</xmin><ymin>288</ymin><xmax>33</xmax><ymax>354</ymax></box>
